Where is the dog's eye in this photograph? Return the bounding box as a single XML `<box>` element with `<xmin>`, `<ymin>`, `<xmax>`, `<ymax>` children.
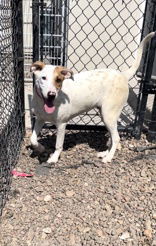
<box><xmin>42</xmin><ymin>76</ymin><xmax>46</xmax><ymax>80</ymax></box>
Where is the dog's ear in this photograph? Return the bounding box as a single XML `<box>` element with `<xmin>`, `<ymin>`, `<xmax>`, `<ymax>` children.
<box><xmin>60</xmin><ymin>68</ymin><xmax>74</xmax><ymax>80</ymax></box>
<box><xmin>30</xmin><ymin>61</ymin><xmax>45</xmax><ymax>73</ymax></box>
<box><xmin>54</xmin><ymin>67</ymin><xmax>74</xmax><ymax>89</ymax></box>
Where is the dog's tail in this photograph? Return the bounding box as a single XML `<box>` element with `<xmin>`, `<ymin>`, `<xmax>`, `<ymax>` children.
<box><xmin>122</xmin><ymin>32</ymin><xmax>155</xmax><ymax>80</ymax></box>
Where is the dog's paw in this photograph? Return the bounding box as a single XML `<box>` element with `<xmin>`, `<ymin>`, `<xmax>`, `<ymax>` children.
<box><xmin>97</xmin><ymin>150</ymin><xmax>109</xmax><ymax>158</ymax></box>
<box><xmin>102</xmin><ymin>155</ymin><xmax>112</xmax><ymax>163</ymax></box>
<box><xmin>47</xmin><ymin>154</ymin><xmax>58</xmax><ymax>164</ymax></box>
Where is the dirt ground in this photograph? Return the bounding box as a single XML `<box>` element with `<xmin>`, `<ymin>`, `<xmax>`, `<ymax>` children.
<box><xmin>0</xmin><ymin>129</ymin><xmax>156</xmax><ymax>246</ymax></box>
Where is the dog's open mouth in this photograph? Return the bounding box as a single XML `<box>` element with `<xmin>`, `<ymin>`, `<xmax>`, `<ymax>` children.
<box><xmin>44</xmin><ymin>95</ymin><xmax>56</xmax><ymax>114</ymax></box>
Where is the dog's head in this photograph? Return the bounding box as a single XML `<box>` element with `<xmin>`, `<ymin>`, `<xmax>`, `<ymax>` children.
<box><xmin>30</xmin><ymin>61</ymin><xmax>73</xmax><ymax>114</ymax></box>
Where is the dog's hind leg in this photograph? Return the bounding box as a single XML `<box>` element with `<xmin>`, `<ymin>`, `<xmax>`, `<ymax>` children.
<box><xmin>47</xmin><ymin>123</ymin><xmax>66</xmax><ymax>163</ymax></box>
<box><xmin>30</xmin><ymin>119</ymin><xmax>45</xmax><ymax>153</ymax></box>
<box><xmin>98</xmin><ymin>107</ymin><xmax>120</xmax><ymax>163</ymax></box>
<box><xmin>102</xmin><ymin>122</ymin><xmax>120</xmax><ymax>163</ymax></box>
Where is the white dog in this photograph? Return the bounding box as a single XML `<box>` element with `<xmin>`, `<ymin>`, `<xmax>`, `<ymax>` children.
<box><xmin>30</xmin><ymin>32</ymin><xmax>155</xmax><ymax>163</ymax></box>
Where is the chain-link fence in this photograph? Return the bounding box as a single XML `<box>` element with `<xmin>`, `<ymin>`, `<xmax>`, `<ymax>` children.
<box><xmin>31</xmin><ymin>0</ymin><xmax>156</xmax><ymax>132</ymax></box>
<box><xmin>0</xmin><ymin>0</ymin><xmax>24</xmax><ymax>216</ymax></box>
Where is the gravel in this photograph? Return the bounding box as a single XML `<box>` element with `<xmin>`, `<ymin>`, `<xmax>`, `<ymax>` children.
<box><xmin>0</xmin><ymin>129</ymin><xmax>156</xmax><ymax>246</ymax></box>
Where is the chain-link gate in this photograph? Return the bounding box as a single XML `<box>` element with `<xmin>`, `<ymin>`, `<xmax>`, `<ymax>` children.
<box><xmin>0</xmin><ymin>0</ymin><xmax>24</xmax><ymax>215</ymax></box>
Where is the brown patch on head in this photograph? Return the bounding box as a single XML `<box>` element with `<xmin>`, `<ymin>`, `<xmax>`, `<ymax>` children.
<box><xmin>30</xmin><ymin>61</ymin><xmax>45</xmax><ymax>72</ymax></box>
<box><xmin>54</xmin><ymin>66</ymin><xmax>73</xmax><ymax>89</ymax></box>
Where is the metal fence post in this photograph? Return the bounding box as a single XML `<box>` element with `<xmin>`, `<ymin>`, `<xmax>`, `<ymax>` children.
<box><xmin>40</xmin><ymin>0</ymin><xmax>45</xmax><ymax>61</ymax></box>
<box><xmin>62</xmin><ymin>0</ymin><xmax>69</xmax><ymax>67</ymax></box>
<box><xmin>32</xmin><ymin>0</ymin><xmax>40</xmax><ymax>130</ymax></box>
<box><xmin>17</xmin><ymin>0</ymin><xmax>25</xmax><ymax>132</ymax></box>
<box><xmin>133</xmin><ymin>2</ymin><xmax>156</xmax><ymax>139</ymax></box>
<box><xmin>148</xmin><ymin>94</ymin><xmax>156</xmax><ymax>141</ymax></box>
<box><xmin>147</xmin><ymin>37</ymin><xmax>156</xmax><ymax>141</ymax></box>
<box><xmin>32</xmin><ymin>0</ymin><xmax>40</xmax><ymax>63</ymax></box>
<box><xmin>133</xmin><ymin>34</ymin><xmax>156</xmax><ymax>139</ymax></box>
<box><xmin>11</xmin><ymin>0</ymin><xmax>25</xmax><ymax>131</ymax></box>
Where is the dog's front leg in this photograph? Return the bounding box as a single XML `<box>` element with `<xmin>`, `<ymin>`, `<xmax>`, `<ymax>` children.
<box><xmin>30</xmin><ymin>119</ymin><xmax>45</xmax><ymax>153</ymax></box>
<box><xmin>47</xmin><ymin>123</ymin><xmax>66</xmax><ymax>163</ymax></box>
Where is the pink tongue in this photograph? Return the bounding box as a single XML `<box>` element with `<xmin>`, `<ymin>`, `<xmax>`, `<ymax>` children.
<box><xmin>44</xmin><ymin>104</ymin><xmax>55</xmax><ymax>114</ymax></box>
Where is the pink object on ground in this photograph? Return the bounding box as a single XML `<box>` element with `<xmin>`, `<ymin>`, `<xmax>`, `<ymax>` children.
<box><xmin>11</xmin><ymin>170</ymin><xmax>34</xmax><ymax>177</ymax></box>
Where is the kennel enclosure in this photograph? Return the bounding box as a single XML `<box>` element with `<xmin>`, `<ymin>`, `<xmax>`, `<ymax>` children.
<box><xmin>1</xmin><ymin>0</ymin><xmax>156</xmax><ymax>215</ymax></box>
<box><xmin>31</xmin><ymin>0</ymin><xmax>156</xmax><ymax>136</ymax></box>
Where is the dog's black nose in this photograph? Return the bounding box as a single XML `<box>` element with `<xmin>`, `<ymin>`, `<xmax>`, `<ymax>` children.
<box><xmin>47</xmin><ymin>91</ymin><xmax>56</xmax><ymax>97</ymax></box>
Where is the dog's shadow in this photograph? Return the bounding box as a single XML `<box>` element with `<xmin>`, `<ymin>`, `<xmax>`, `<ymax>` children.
<box><xmin>31</xmin><ymin>130</ymin><xmax>109</xmax><ymax>162</ymax></box>
<box><xmin>64</xmin><ymin>130</ymin><xmax>109</xmax><ymax>152</ymax></box>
